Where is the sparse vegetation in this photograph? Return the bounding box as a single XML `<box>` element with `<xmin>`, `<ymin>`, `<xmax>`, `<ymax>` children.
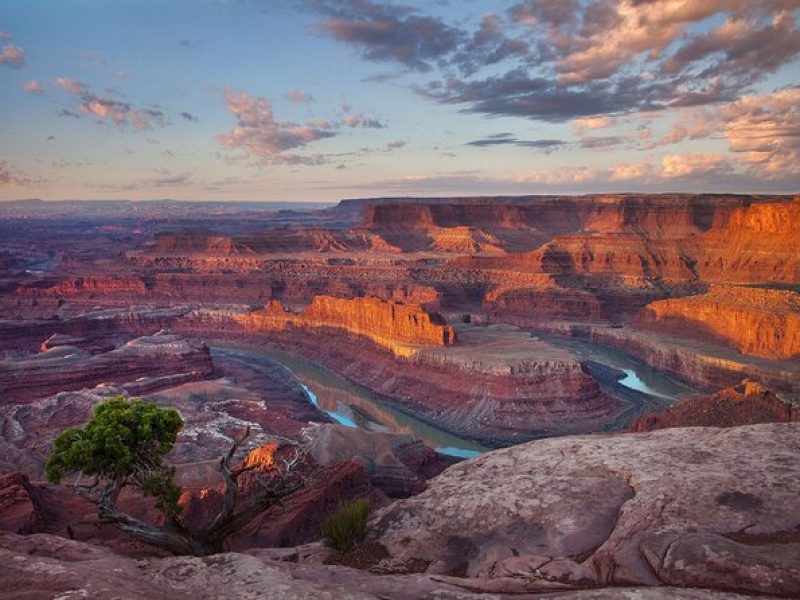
<box><xmin>322</xmin><ymin>498</ymin><xmax>371</xmax><ymax>553</ymax></box>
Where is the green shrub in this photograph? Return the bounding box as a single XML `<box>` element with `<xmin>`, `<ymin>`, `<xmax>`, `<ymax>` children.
<box><xmin>321</xmin><ymin>498</ymin><xmax>371</xmax><ymax>553</ymax></box>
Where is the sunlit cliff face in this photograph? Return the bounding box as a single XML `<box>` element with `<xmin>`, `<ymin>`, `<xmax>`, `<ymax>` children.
<box><xmin>235</xmin><ymin>296</ymin><xmax>456</xmax><ymax>357</ymax></box>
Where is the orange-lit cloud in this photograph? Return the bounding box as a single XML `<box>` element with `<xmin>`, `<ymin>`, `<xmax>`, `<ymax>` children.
<box><xmin>287</xmin><ymin>89</ymin><xmax>313</xmax><ymax>103</ymax></box>
<box><xmin>22</xmin><ymin>80</ymin><xmax>43</xmax><ymax>94</ymax></box>
<box><xmin>54</xmin><ymin>77</ymin><xmax>165</xmax><ymax>131</ymax></box>
<box><xmin>217</xmin><ymin>88</ymin><xmax>337</xmax><ymax>165</ymax></box>
<box><xmin>572</xmin><ymin>116</ymin><xmax>615</xmax><ymax>134</ymax></box>
<box><xmin>660</xmin><ymin>152</ymin><xmax>732</xmax><ymax>178</ymax></box>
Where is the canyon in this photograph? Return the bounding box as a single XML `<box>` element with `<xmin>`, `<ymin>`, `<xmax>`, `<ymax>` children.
<box><xmin>1</xmin><ymin>194</ymin><xmax>798</xmax><ymax>598</ymax></box>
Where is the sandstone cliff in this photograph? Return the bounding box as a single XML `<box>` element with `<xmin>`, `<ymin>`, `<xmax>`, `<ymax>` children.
<box><xmin>693</xmin><ymin>195</ymin><xmax>800</xmax><ymax>283</ymax></box>
<box><xmin>235</xmin><ymin>296</ymin><xmax>456</xmax><ymax>355</ymax></box>
<box><xmin>643</xmin><ymin>285</ymin><xmax>800</xmax><ymax>358</ymax></box>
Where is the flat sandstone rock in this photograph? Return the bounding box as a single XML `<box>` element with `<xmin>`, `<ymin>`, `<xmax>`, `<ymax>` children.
<box><xmin>372</xmin><ymin>422</ymin><xmax>800</xmax><ymax>596</ymax></box>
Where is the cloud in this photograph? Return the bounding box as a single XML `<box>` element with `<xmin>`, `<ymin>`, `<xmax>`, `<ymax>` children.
<box><xmin>54</xmin><ymin>77</ymin><xmax>166</xmax><ymax>130</ymax></box>
<box><xmin>0</xmin><ymin>43</ymin><xmax>24</xmax><ymax>68</ymax></box>
<box><xmin>609</xmin><ymin>161</ymin><xmax>654</xmax><ymax>181</ymax></box>
<box><xmin>22</xmin><ymin>80</ymin><xmax>43</xmax><ymax>94</ymax></box>
<box><xmin>55</xmin><ymin>77</ymin><xmax>87</xmax><ymax>94</ymax></box>
<box><xmin>57</xmin><ymin>108</ymin><xmax>81</xmax><ymax>119</ymax></box>
<box><xmin>579</xmin><ymin>135</ymin><xmax>628</xmax><ymax>149</ymax></box>
<box><xmin>572</xmin><ymin>115</ymin><xmax>615</xmax><ymax>134</ymax></box>
<box><xmin>649</xmin><ymin>107</ymin><xmax>718</xmax><ymax>148</ymax></box>
<box><xmin>663</xmin><ymin>10</ymin><xmax>800</xmax><ymax>82</ymax></box>
<box><xmin>574</xmin><ymin>116</ymin><xmax>613</xmax><ymax>129</ymax></box>
<box><xmin>152</xmin><ymin>168</ymin><xmax>193</xmax><ymax>187</ymax></box>
<box><xmin>515</xmin><ymin>165</ymin><xmax>600</xmax><ymax>185</ymax></box>
<box><xmin>310</xmin><ymin>0</ymin><xmax>462</xmax><ymax>71</ymax></box>
<box><xmin>515</xmin><ymin>153</ymin><xmax>733</xmax><ymax>185</ymax></box>
<box><xmin>467</xmin><ymin>133</ymin><xmax>567</xmax><ymax>152</ymax></box>
<box><xmin>450</xmin><ymin>13</ymin><xmax>529</xmax><ymax>75</ymax></box>
<box><xmin>343</xmin><ymin>113</ymin><xmax>385</xmax><ymax>128</ymax></box>
<box><xmin>660</xmin><ymin>152</ymin><xmax>732</xmax><ymax>178</ymax></box>
<box><xmin>309</xmin><ymin>0</ymin><xmax>800</xmax><ymax>125</ymax></box>
<box><xmin>721</xmin><ymin>86</ymin><xmax>800</xmax><ymax>177</ymax></box>
<box><xmin>216</xmin><ymin>88</ymin><xmax>338</xmax><ymax>165</ymax></box>
<box><xmin>0</xmin><ymin>161</ymin><xmax>32</xmax><ymax>186</ymax></box>
<box><xmin>642</xmin><ymin>86</ymin><xmax>800</xmax><ymax>179</ymax></box>
<box><xmin>180</xmin><ymin>111</ymin><xmax>199</xmax><ymax>122</ymax></box>
<box><xmin>287</xmin><ymin>89</ymin><xmax>314</xmax><ymax>103</ymax></box>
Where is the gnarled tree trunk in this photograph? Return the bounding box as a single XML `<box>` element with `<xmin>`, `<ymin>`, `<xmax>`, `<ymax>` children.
<box><xmin>94</xmin><ymin>427</ymin><xmax>305</xmax><ymax>556</ymax></box>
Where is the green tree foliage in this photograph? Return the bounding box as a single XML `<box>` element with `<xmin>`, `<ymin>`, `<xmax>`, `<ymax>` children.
<box><xmin>45</xmin><ymin>396</ymin><xmax>308</xmax><ymax>556</ymax></box>
<box><xmin>46</xmin><ymin>397</ymin><xmax>184</xmax><ymax>517</ymax></box>
<box><xmin>321</xmin><ymin>498</ymin><xmax>371</xmax><ymax>553</ymax></box>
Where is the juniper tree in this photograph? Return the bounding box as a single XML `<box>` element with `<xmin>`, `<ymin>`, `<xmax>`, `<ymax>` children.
<box><xmin>46</xmin><ymin>396</ymin><xmax>306</xmax><ymax>556</ymax></box>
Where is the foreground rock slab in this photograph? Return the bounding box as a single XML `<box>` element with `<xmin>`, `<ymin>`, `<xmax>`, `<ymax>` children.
<box><xmin>373</xmin><ymin>422</ymin><xmax>800</xmax><ymax>597</ymax></box>
<box><xmin>0</xmin><ymin>532</ymin><xmax>782</xmax><ymax>599</ymax></box>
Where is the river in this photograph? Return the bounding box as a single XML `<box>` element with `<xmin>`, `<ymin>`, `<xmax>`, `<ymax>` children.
<box><xmin>213</xmin><ymin>337</ymin><xmax>697</xmax><ymax>459</ymax></box>
<box><xmin>534</xmin><ymin>334</ymin><xmax>698</xmax><ymax>400</ymax></box>
<box><xmin>212</xmin><ymin>346</ymin><xmax>488</xmax><ymax>458</ymax></box>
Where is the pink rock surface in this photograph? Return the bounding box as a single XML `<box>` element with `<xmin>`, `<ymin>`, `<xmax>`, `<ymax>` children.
<box><xmin>373</xmin><ymin>422</ymin><xmax>800</xmax><ymax>596</ymax></box>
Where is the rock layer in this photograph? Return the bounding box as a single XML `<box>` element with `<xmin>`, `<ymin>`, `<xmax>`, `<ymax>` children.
<box><xmin>0</xmin><ymin>332</ymin><xmax>214</xmax><ymax>403</ymax></box>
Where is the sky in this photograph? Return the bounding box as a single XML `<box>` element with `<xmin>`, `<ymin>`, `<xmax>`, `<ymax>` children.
<box><xmin>0</xmin><ymin>0</ymin><xmax>799</xmax><ymax>201</ymax></box>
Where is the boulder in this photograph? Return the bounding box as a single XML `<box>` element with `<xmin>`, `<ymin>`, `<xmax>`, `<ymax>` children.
<box><xmin>305</xmin><ymin>424</ymin><xmax>451</xmax><ymax>497</ymax></box>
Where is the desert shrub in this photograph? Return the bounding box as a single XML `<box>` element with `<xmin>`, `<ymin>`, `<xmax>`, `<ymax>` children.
<box><xmin>321</xmin><ymin>498</ymin><xmax>371</xmax><ymax>553</ymax></box>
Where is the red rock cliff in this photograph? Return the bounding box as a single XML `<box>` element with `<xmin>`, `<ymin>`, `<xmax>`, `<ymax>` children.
<box><xmin>633</xmin><ymin>380</ymin><xmax>800</xmax><ymax>431</ymax></box>
<box><xmin>643</xmin><ymin>285</ymin><xmax>800</xmax><ymax>359</ymax></box>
